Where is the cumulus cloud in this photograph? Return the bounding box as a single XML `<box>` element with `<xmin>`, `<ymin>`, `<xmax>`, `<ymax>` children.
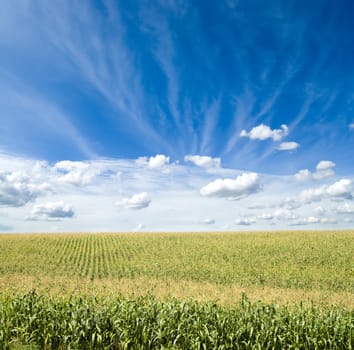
<box><xmin>336</xmin><ymin>202</ymin><xmax>354</xmax><ymax>214</ymax></box>
<box><xmin>291</xmin><ymin>216</ymin><xmax>320</xmax><ymax>225</ymax></box>
<box><xmin>136</xmin><ymin>154</ymin><xmax>170</xmax><ymax>169</ymax></box>
<box><xmin>295</xmin><ymin>160</ymin><xmax>336</xmax><ymax>181</ymax></box>
<box><xmin>116</xmin><ymin>192</ymin><xmax>151</xmax><ymax>210</ymax></box>
<box><xmin>291</xmin><ymin>216</ymin><xmax>337</xmax><ymax>226</ymax></box>
<box><xmin>28</xmin><ymin>201</ymin><xmax>74</xmax><ymax>220</ymax></box>
<box><xmin>235</xmin><ymin>217</ymin><xmax>256</xmax><ymax>225</ymax></box>
<box><xmin>148</xmin><ymin>154</ymin><xmax>169</xmax><ymax>169</ymax></box>
<box><xmin>314</xmin><ymin>206</ymin><xmax>326</xmax><ymax>216</ymax></box>
<box><xmin>0</xmin><ymin>171</ymin><xmax>50</xmax><ymax>207</ymax></box>
<box><xmin>277</xmin><ymin>142</ymin><xmax>299</xmax><ymax>151</ymax></box>
<box><xmin>299</xmin><ymin>179</ymin><xmax>353</xmax><ymax>203</ymax></box>
<box><xmin>200</xmin><ymin>173</ymin><xmax>260</xmax><ymax>199</ymax></box>
<box><xmin>54</xmin><ymin>160</ymin><xmax>99</xmax><ymax>186</ymax></box>
<box><xmin>313</xmin><ymin>161</ymin><xmax>336</xmax><ymax>179</ymax></box>
<box><xmin>294</xmin><ymin>169</ymin><xmax>312</xmax><ymax>181</ymax></box>
<box><xmin>257</xmin><ymin>213</ymin><xmax>274</xmax><ymax>220</ymax></box>
<box><xmin>273</xmin><ymin>208</ymin><xmax>299</xmax><ymax>220</ymax></box>
<box><xmin>240</xmin><ymin>124</ymin><xmax>288</xmax><ymax>141</ymax></box>
<box><xmin>200</xmin><ymin>218</ymin><xmax>215</xmax><ymax>225</ymax></box>
<box><xmin>349</xmin><ymin>123</ymin><xmax>354</xmax><ymax>129</ymax></box>
<box><xmin>184</xmin><ymin>155</ymin><xmax>221</xmax><ymax>168</ymax></box>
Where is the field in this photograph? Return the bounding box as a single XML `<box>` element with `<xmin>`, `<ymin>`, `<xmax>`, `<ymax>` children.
<box><xmin>0</xmin><ymin>231</ymin><xmax>353</xmax><ymax>348</ymax></box>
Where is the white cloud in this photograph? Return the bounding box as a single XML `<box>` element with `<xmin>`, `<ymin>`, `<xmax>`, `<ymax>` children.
<box><xmin>291</xmin><ymin>216</ymin><xmax>320</xmax><ymax>225</ymax></box>
<box><xmin>273</xmin><ymin>208</ymin><xmax>299</xmax><ymax>220</ymax></box>
<box><xmin>316</xmin><ymin>160</ymin><xmax>335</xmax><ymax>171</ymax></box>
<box><xmin>148</xmin><ymin>154</ymin><xmax>170</xmax><ymax>169</ymax></box>
<box><xmin>240</xmin><ymin>124</ymin><xmax>288</xmax><ymax>141</ymax></box>
<box><xmin>349</xmin><ymin>123</ymin><xmax>354</xmax><ymax>129</ymax></box>
<box><xmin>1</xmin><ymin>152</ymin><xmax>353</xmax><ymax>232</ymax></box>
<box><xmin>314</xmin><ymin>206</ymin><xmax>326</xmax><ymax>216</ymax></box>
<box><xmin>133</xmin><ymin>223</ymin><xmax>145</xmax><ymax>232</ymax></box>
<box><xmin>200</xmin><ymin>173</ymin><xmax>260</xmax><ymax>199</ymax></box>
<box><xmin>54</xmin><ymin>160</ymin><xmax>99</xmax><ymax>186</ymax></box>
<box><xmin>257</xmin><ymin>213</ymin><xmax>273</xmax><ymax>220</ymax></box>
<box><xmin>28</xmin><ymin>201</ymin><xmax>74</xmax><ymax>220</ymax></box>
<box><xmin>313</xmin><ymin>161</ymin><xmax>335</xmax><ymax>179</ymax></box>
<box><xmin>295</xmin><ymin>169</ymin><xmax>312</xmax><ymax>181</ymax></box>
<box><xmin>279</xmin><ymin>198</ymin><xmax>301</xmax><ymax>210</ymax></box>
<box><xmin>295</xmin><ymin>160</ymin><xmax>336</xmax><ymax>181</ymax></box>
<box><xmin>336</xmin><ymin>202</ymin><xmax>354</xmax><ymax>214</ymax></box>
<box><xmin>116</xmin><ymin>192</ymin><xmax>151</xmax><ymax>210</ymax></box>
<box><xmin>0</xmin><ymin>171</ymin><xmax>50</xmax><ymax>207</ymax></box>
<box><xmin>200</xmin><ymin>218</ymin><xmax>215</xmax><ymax>225</ymax></box>
<box><xmin>320</xmin><ymin>217</ymin><xmax>337</xmax><ymax>224</ymax></box>
<box><xmin>235</xmin><ymin>217</ymin><xmax>256</xmax><ymax>225</ymax></box>
<box><xmin>326</xmin><ymin>179</ymin><xmax>352</xmax><ymax>197</ymax></box>
<box><xmin>137</xmin><ymin>154</ymin><xmax>170</xmax><ymax>169</ymax></box>
<box><xmin>184</xmin><ymin>155</ymin><xmax>221</xmax><ymax>169</ymax></box>
<box><xmin>277</xmin><ymin>142</ymin><xmax>299</xmax><ymax>151</ymax></box>
<box><xmin>299</xmin><ymin>179</ymin><xmax>353</xmax><ymax>203</ymax></box>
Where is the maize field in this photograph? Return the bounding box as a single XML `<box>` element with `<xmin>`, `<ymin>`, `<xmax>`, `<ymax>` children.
<box><xmin>0</xmin><ymin>231</ymin><xmax>353</xmax><ymax>348</ymax></box>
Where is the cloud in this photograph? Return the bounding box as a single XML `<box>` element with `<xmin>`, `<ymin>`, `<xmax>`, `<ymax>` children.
<box><xmin>277</xmin><ymin>142</ymin><xmax>299</xmax><ymax>151</ymax></box>
<box><xmin>54</xmin><ymin>160</ymin><xmax>100</xmax><ymax>186</ymax></box>
<box><xmin>200</xmin><ymin>218</ymin><xmax>215</xmax><ymax>225</ymax></box>
<box><xmin>326</xmin><ymin>179</ymin><xmax>352</xmax><ymax>197</ymax></box>
<box><xmin>273</xmin><ymin>208</ymin><xmax>299</xmax><ymax>220</ymax></box>
<box><xmin>336</xmin><ymin>202</ymin><xmax>354</xmax><ymax>214</ymax></box>
<box><xmin>299</xmin><ymin>178</ymin><xmax>353</xmax><ymax>203</ymax></box>
<box><xmin>349</xmin><ymin>123</ymin><xmax>354</xmax><ymax>129</ymax></box>
<box><xmin>0</xmin><ymin>171</ymin><xmax>50</xmax><ymax>207</ymax></box>
<box><xmin>200</xmin><ymin>173</ymin><xmax>260</xmax><ymax>199</ymax></box>
<box><xmin>28</xmin><ymin>201</ymin><xmax>74</xmax><ymax>220</ymax></box>
<box><xmin>291</xmin><ymin>216</ymin><xmax>337</xmax><ymax>226</ymax></box>
<box><xmin>133</xmin><ymin>223</ymin><xmax>145</xmax><ymax>232</ymax></box>
<box><xmin>235</xmin><ymin>217</ymin><xmax>256</xmax><ymax>225</ymax></box>
<box><xmin>291</xmin><ymin>216</ymin><xmax>320</xmax><ymax>225</ymax></box>
<box><xmin>148</xmin><ymin>155</ymin><xmax>170</xmax><ymax>169</ymax></box>
<box><xmin>313</xmin><ymin>161</ymin><xmax>335</xmax><ymax>179</ymax></box>
<box><xmin>116</xmin><ymin>192</ymin><xmax>151</xmax><ymax>210</ymax></box>
<box><xmin>184</xmin><ymin>155</ymin><xmax>221</xmax><ymax>168</ymax></box>
<box><xmin>240</xmin><ymin>124</ymin><xmax>288</xmax><ymax>141</ymax></box>
<box><xmin>294</xmin><ymin>169</ymin><xmax>312</xmax><ymax>181</ymax></box>
<box><xmin>314</xmin><ymin>206</ymin><xmax>326</xmax><ymax>216</ymax></box>
<box><xmin>137</xmin><ymin>155</ymin><xmax>170</xmax><ymax>169</ymax></box>
<box><xmin>295</xmin><ymin>160</ymin><xmax>336</xmax><ymax>181</ymax></box>
<box><xmin>257</xmin><ymin>213</ymin><xmax>274</xmax><ymax>220</ymax></box>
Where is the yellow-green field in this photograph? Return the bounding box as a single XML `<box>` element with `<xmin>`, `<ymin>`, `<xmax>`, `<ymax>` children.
<box><xmin>0</xmin><ymin>231</ymin><xmax>353</xmax><ymax>349</ymax></box>
<box><xmin>0</xmin><ymin>231</ymin><xmax>353</xmax><ymax>306</ymax></box>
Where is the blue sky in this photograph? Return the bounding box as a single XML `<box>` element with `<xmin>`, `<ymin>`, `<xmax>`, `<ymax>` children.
<box><xmin>1</xmin><ymin>0</ymin><xmax>354</xmax><ymax>232</ymax></box>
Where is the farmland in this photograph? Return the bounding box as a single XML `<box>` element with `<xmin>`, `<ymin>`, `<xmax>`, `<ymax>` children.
<box><xmin>0</xmin><ymin>231</ymin><xmax>353</xmax><ymax>348</ymax></box>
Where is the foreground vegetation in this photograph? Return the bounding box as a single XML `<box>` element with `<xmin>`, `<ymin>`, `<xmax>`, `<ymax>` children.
<box><xmin>1</xmin><ymin>291</ymin><xmax>352</xmax><ymax>349</ymax></box>
<box><xmin>0</xmin><ymin>231</ymin><xmax>353</xmax><ymax>348</ymax></box>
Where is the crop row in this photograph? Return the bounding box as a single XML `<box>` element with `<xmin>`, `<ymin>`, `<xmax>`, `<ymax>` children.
<box><xmin>0</xmin><ymin>232</ymin><xmax>353</xmax><ymax>291</ymax></box>
<box><xmin>0</xmin><ymin>291</ymin><xmax>352</xmax><ymax>349</ymax></box>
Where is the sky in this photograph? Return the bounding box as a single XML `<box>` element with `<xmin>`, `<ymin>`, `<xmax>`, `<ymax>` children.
<box><xmin>1</xmin><ymin>0</ymin><xmax>354</xmax><ymax>232</ymax></box>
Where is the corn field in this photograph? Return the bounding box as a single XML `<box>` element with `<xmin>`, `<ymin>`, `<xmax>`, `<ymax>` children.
<box><xmin>0</xmin><ymin>231</ymin><xmax>353</xmax><ymax>292</ymax></box>
<box><xmin>0</xmin><ymin>231</ymin><xmax>353</xmax><ymax>348</ymax></box>
<box><xmin>0</xmin><ymin>291</ymin><xmax>352</xmax><ymax>349</ymax></box>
